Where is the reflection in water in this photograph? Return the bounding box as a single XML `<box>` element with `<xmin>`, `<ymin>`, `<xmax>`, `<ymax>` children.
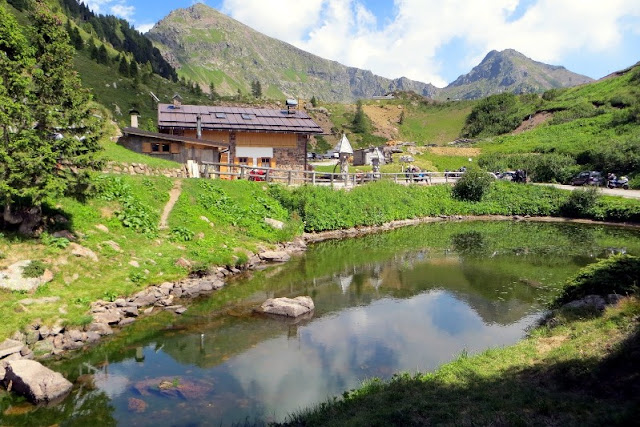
<box><xmin>3</xmin><ymin>222</ymin><xmax>640</xmax><ymax>425</ymax></box>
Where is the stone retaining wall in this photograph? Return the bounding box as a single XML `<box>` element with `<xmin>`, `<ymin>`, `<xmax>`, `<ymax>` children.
<box><xmin>102</xmin><ymin>162</ymin><xmax>187</xmax><ymax>178</ymax></box>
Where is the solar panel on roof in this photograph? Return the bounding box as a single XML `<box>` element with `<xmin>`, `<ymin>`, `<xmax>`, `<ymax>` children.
<box><xmin>241</xmin><ymin>113</ymin><xmax>253</xmax><ymax>120</ymax></box>
<box><xmin>215</xmin><ymin>112</ymin><xmax>226</xmax><ymax>119</ymax></box>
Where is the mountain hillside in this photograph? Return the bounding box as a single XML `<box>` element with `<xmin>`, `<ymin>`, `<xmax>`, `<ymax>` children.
<box><xmin>441</xmin><ymin>49</ymin><xmax>593</xmax><ymax>100</ymax></box>
<box><xmin>147</xmin><ymin>3</ymin><xmax>438</xmax><ymax>102</ymax></box>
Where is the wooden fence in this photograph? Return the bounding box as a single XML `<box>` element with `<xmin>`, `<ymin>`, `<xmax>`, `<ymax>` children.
<box><xmin>197</xmin><ymin>162</ymin><xmax>464</xmax><ymax>187</ymax></box>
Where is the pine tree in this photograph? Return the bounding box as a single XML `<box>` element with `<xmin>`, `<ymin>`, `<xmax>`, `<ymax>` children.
<box><xmin>119</xmin><ymin>55</ymin><xmax>129</xmax><ymax>76</ymax></box>
<box><xmin>310</xmin><ymin>96</ymin><xmax>318</xmax><ymax>107</ymax></box>
<box><xmin>1</xmin><ymin>2</ymin><xmax>102</xmax><ymax>234</ymax></box>
<box><xmin>129</xmin><ymin>59</ymin><xmax>138</xmax><ymax>78</ymax></box>
<box><xmin>251</xmin><ymin>80</ymin><xmax>262</xmax><ymax>98</ymax></box>
<box><xmin>97</xmin><ymin>44</ymin><xmax>108</xmax><ymax>64</ymax></box>
<box><xmin>209</xmin><ymin>82</ymin><xmax>219</xmax><ymax>100</ymax></box>
<box><xmin>352</xmin><ymin>99</ymin><xmax>369</xmax><ymax>134</ymax></box>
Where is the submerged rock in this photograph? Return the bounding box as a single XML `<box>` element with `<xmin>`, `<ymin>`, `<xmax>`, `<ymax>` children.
<box><xmin>260</xmin><ymin>296</ymin><xmax>314</xmax><ymax>318</ymax></box>
<box><xmin>259</xmin><ymin>251</ymin><xmax>291</xmax><ymax>263</ymax></box>
<box><xmin>2</xmin><ymin>359</ymin><xmax>73</xmax><ymax>404</ymax></box>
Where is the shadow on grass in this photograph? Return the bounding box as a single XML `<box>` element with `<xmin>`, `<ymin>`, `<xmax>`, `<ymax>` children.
<box><xmin>284</xmin><ymin>323</ymin><xmax>640</xmax><ymax>426</ymax></box>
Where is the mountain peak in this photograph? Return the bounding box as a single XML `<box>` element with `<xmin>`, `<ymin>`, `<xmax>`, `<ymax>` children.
<box><xmin>443</xmin><ymin>49</ymin><xmax>593</xmax><ymax>99</ymax></box>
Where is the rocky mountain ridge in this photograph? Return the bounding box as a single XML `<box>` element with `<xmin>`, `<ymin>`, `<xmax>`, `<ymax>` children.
<box><xmin>147</xmin><ymin>4</ymin><xmax>592</xmax><ymax>102</ymax></box>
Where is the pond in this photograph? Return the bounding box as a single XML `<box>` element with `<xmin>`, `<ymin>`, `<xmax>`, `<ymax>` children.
<box><xmin>2</xmin><ymin>221</ymin><xmax>639</xmax><ymax>425</ymax></box>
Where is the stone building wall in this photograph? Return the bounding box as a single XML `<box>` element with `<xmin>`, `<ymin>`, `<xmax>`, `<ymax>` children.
<box><xmin>103</xmin><ymin>162</ymin><xmax>188</xmax><ymax>178</ymax></box>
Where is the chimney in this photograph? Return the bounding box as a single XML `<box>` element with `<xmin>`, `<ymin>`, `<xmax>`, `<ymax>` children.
<box><xmin>129</xmin><ymin>109</ymin><xmax>140</xmax><ymax>128</ymax></box>
<box><xmin>196</xmin><ymin>114</ymin><xmax>202</xmax><ymax>139</ymax></box>
<box><xmin>172</xmin><ymin>93</ymin><xmax>182</xmax><ymax>109</ymax></box>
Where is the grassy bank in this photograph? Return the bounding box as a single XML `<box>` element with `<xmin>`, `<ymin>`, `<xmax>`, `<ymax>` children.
<box><xmin>1</xmin><ymin>178</ymin><xmax>638</xmax><ymax>342</ymax></box>
<box><xmin>270</xmin><ymin>181</ymin><xmax>640</xmax><ymax>232</ymax></box>
<box><xmin>0</xmin><ymin>175</ymin><xmax>298</xmax><ymax>341</ymax></box>
<box><xmin>285</xmin><ymin>256</ymin><xmax>640</xmax><ymax>425</ymax></box>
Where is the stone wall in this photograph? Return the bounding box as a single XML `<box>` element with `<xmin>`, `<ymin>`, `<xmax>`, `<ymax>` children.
<box><xmin>103</xmin><ymin>162</ymin><xmax>188</xmax><ymax>178</ymax></box>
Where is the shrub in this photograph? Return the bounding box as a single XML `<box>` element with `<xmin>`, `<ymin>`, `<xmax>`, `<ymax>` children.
<box><xmin>452</xmin><ymin>168</ymin><xmax>493</xmax><ymax>202</ymax></box>
<box><xmin>461</xmin><ymin>93</ymin><xmax>522</xmax><ymax>137</ymax></box>
<box><xmin>40</xmin><ymin>232</ymin><xmax>70</xmax><ymax>249</ymax></box>
<box><xmin>560</xmin><ymin>187</ymin><xmax>600</xmax><ymax>218</ymax></box>
<box><xmin>555</xmin><ymin>254</ymin><xmax>640</xmax><ymax>306</ymax></box>
<box><xmin>170</xmin><ymin>226</ymin><xmax>195</xmax><ymax>242</ymax></box>
<box><xmin>22</xmin><ymin>260</ymin><xmax>46</xmax><ymax>278</ymax></box>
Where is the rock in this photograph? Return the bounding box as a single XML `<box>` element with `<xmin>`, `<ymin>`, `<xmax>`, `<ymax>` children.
<box><xmin>115</xmin><ymin>298</ymin><xmax>127</xmax><ymax>307</ymax></box>
<box><xmin>103</xmin><ymin>240</ymin><xmax>122</xmax><ymax>252</ymax></box>
<box><xmin>95</xmin><ymin>224</ymin><xmax>109</xmax><ymax>233</ymax></box>
<box><xmin>563</xmin><ymin>295</ymin><xmax>607</xmax><ymax>311</ymax></box>
<box><xmin>11</xmin><ymin>331</ymin><xmax>26</xmax><ymax>344</ymax></box>
<box><xmin>52</xmin><ymin>230</ymin><xmax>76</xmax><ymax>241</ymax></box>
<box><xmin>66</xmin><ymin>329</ymin><xmax>84</xmax><ymax>342</ymax></box>
<box><xmin>2</xmin><ymin>359</ymin><xmax>73</xmax><ymax>404</ymax></box>
<box><xmin>143</xmin><ymin>307</ymin><xmax>153</xmax><ymax>315</ymax></box>
<box><xmin>0</xmin><ymin>339</ymin><xmax>24</xmax><ymax>359</ymax></box>
<box><xmin>175</xmin><ymin>306</ymin><xmax>187</xmax><ymax>315</ymax></box>
<box><xmin>0</xmin><ymin>362</ymin><xmax>5</xmax><ymax>381</ymax></box>
<box><xmin>260</xmin><ymin>296</ymin><xmax>314</xmax><ymax>318</ymax></box>
<box><xmin>33</xmin><ymin>339</ymin><xmax>55</xmax><ymax>356</ymax></box>
<box><xmin>131</xmin><ymin>293</ymin><xmax>157</xmax><ymax>308</ymax></box>
<box><xmin>50</xmin><ymin>321</ymin><xmax>65</xmax><ymax>336</ymax></box>
<box><xmin>0</xmin><ymin>261</ymin><xmax>53</xmax><ymax>292</ymax></box>
<box><xmin>25</xmin><ymin>330</ymin><xmax>40</xmax><ymax>346</ymax></box>
<box><xmin>264</xmin><ymin>217</ymin><xmax>285</xmax><ymax>230</ymax></box>
<box><xmin>93</xmin><ymin>310</ymin><xmax>122</xmax><ymax>325</ymax></box>
<box><xmin>85</xmin><ymin>331</ymin><xmax>101</xmax><ymax>343</ymax></box>
<box><xmin>259</xmin><ymin>251</ymin><xmax>291</xmax><ymax>263</ymax></box>
<box><xmin>86</xmin><ymin>323</ymin><xmax>113</xmax><ymax>336</ymax></box>
<box><xmin>118</xmin><ymin>318</ymin><xmax>136</xmax><ymax>327</ymax></box>
<box><xmin>70</xmin><ymin>243</ymin><xmax>98</xmax><ymax>262</ymax></box>
<box><xmin>129</xmin><ymin>260</ymin><xmax>140</xmax><ymax>268</ymax></box>
<box><xmin>175</xmin><ymin>257</ymin><xmax>192</xmax><ymax>268</ymax></box>
<box><xmin>128</xmin><ymin>397</ymin><xmax>148</xmax><ymax>413</ymax></box>
<box><xmin>607</xmin><ymin>294</ymin><xmax>624</xmax><ymax>305</ymax></box>
<box><xmin>199</xmin><ymin>216</ymin><xmax>210</xmax><ymax>223</ymax></box>
<box><xmin>123</xmin><ymin>306</ymin><xmax>139</xmax><ymax>317</ymax></box>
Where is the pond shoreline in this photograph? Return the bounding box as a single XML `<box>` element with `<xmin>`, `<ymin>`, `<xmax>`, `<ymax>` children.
<box><xmin>1</xmin><ymin>214</ymin><xmax>639</xmax><ymax>403</ymax></box>
<box><xmin>304</xmin><ymin>214</ymin><xmax>640</xmax><ymax>243</ymax></box>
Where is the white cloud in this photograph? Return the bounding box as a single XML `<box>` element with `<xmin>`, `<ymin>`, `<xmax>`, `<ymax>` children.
<box><xmin>110</xmin><ymin>4</ymin><xmax>135</xmax><ymax>20</ymax></box>
<box><xmin>136</xmin><ymin>23</ymin><xmax>155</xmax><ymax>33</ymax></box>
<box><xmin>220</xmin><ymin>0</ymin><xmax>640</xmax><ymax>86</ymax></box>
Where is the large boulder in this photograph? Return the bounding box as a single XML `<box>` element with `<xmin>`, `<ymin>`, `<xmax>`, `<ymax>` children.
<box><xmin>260</xmin><ymin>296</ymin><xmax>314</xmax><ymax>318</ymax></box>
<box><xmin>2</xmin><ymin>359</ymin><xmax>73</xmax><ymax>404</ymax></box>
<box><xmin>259</xmin><ymin>251</ymin><xmax>291</xmax><ymax>263</ymax></box>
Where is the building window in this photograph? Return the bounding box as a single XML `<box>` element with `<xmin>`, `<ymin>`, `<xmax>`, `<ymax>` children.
<box><xmin>237</xmin><ymin>157</ymin><xmax>248</xmax><ymax>165</ymax></box>
<box><xmin>151</xmin><ymin>143</ymin><xmax>170</xmax><ymax>153</ymax></box>
<box><xmin>260</xmin><ymin>157</ymin><xmax>271</xmax><ymax>168</ymax></box>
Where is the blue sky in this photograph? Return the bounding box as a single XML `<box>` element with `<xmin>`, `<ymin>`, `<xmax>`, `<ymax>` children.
<box><xmin>85</xmin><ymin>0</ymin><xmax>640</xmax><ymax>87</ymax></box>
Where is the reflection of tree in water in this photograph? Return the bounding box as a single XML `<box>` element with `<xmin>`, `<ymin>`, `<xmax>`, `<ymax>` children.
<box><xmin>451</xmin><ymin>231</ymin><xmax>490</xmax><ymax>256</ymax></box>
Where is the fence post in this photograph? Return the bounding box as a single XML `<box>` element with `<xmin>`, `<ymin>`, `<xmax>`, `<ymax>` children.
<box><xmin>330</xmin><ymin>173</ymin><xmax>334</xmax><ymax>188</ymax></box>
<box><xmin>312</xmin><ymin>171</ymin><xmax>316</xmax><ymax>185</ymax></box>
<box><xmin>288</xmin><ymin>170</ymin><xmax>292</xmax><ymax>185</ymax></box>
<box><xmin>240</xmin><ymin>165</ymin><xmax>246</xmax><ymax>180</ymax></box>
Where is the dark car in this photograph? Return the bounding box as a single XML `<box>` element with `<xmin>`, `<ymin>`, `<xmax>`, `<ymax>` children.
<box><xmin>571</xmin><ymin>171</ymin><xmax>603</xmax><ymax>186</ymax></box>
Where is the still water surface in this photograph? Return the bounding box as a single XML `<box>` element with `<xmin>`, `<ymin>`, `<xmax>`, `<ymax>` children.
<box><xmin>2</xmin><ymin>221</ymin><xmax>640</xmax><ymax>425</ymax></box>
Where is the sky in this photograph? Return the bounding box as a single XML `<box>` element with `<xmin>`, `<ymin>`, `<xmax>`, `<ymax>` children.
<box><xmin>84</xmin><ymin>0</ymin><xmax>640</xmax><ymax>87</ymax></box>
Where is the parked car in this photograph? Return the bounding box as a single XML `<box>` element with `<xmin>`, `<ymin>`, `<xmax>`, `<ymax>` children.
<box><xmin>571</xmin><ymin>171</ymin><xmax>603</xmax><ymax>186</ymax></box>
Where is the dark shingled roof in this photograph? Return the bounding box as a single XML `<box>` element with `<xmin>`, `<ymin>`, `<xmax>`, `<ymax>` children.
<box><xmin>157</xmin><ymin>104</ymin><xmax>324</xmax><ymax>134</ymax></box>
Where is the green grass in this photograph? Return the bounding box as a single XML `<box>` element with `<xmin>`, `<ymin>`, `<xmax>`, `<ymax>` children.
<box><xmin>399</xmin><ymin>101</ymin><xmax>473</xmax><ymax>144</ymax></box>
<box><xmin>0</xmin><ymin>175</ymin><xmax>299</xmax><ymax>341</ymax></box>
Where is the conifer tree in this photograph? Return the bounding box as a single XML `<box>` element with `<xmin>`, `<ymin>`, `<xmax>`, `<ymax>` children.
<box><xmin>0</xmin><ymin>2</ymin><xmax>102</xmax><ymax>234</ymax></box>
<box><xmin>97</xmin><ymin>44</ymin><xmax>108</xmax><ymax>64</ymax></box>
<box><xmin>129</xmin><ymin>59</ymin><xmax>138</xmax><ymax>78</ymax></box>
<box><xmin>352</xmin><ymin>99</ymin><xmax>368</xmax><ymax>134</ymax></box>
<box><xmin>118</xmin><ymin>55</ymin><xmax>129</xmax><ymax>76</ymax></box>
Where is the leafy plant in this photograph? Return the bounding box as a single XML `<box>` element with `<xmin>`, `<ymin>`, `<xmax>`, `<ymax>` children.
<box><xmin>170</xmin><ymin>226</ymin><xmax>195</xmax><ymax>242</ymax></box>
<box><xmin>22</xmin><ymin>260</ymin><xmax>46</xmax><ymax>278</ymax></box>
<box><xmin>452</xmin><ymin>168</ymin><xmax>493</xmax><ymax>202</ymax></box>
<box><xmin>560</xmin><ymin>187</ymin><xmax>600</xmax><ymax>218</ymax></box>
<box><xmin>40</xmin><ymin>232</ymin><xmax>70</xmax><ymax>249</ymax></box>
<box><xmin>103</xmin><ymin>290</ymin><xmax>119</xmax><ymax>302</ymax></box>
<box><xmin>129</xmin><ymin>271</ymin><xmax>145</xmax><ymax>284</ymax></box>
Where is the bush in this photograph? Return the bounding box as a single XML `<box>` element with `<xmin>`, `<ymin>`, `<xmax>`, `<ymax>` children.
<box><xmin>22</xmin><ymin>260</ymin><xmax>46</xmax><ymax>278</ymax></box>
<box><xmin>555</xmin><ymin>255</ymin><xmax>640</xmax><ymax>306</ymax></box>
<box><xmin>452</xmin><ymin>168</ymin><xmax>493</xmax><ymax>202</ymax></box>
<box><xmin>461</xmin><ymin>93</ymin><xmax>523</xmax><ymax>137</ymax></box>
<box><xmin>478</xmin><ymin>153</ymin><xmax>577</xmax><ymax>183</ymax></box>
<box><xmin>560</xmin><ymin>187</ymin><xmax>600</xmax><ymax>218</ymax></box>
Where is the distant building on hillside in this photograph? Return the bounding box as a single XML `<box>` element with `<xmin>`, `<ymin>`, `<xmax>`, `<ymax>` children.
<box><xmin>353</xmin><ymin>147</ymin><xmax>386</xmax><ymax>166</ymax></box>
<box><xmin>119</xmin><ymin>97</ymin><xmax>324</xmax><ymax>171</ymax></box>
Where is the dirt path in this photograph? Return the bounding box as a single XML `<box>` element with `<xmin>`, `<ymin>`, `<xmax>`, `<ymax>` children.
<box><xmin>159</xmin><ymin>180</ymin><xmax>183</xmax><ymax>230</ymax></box>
